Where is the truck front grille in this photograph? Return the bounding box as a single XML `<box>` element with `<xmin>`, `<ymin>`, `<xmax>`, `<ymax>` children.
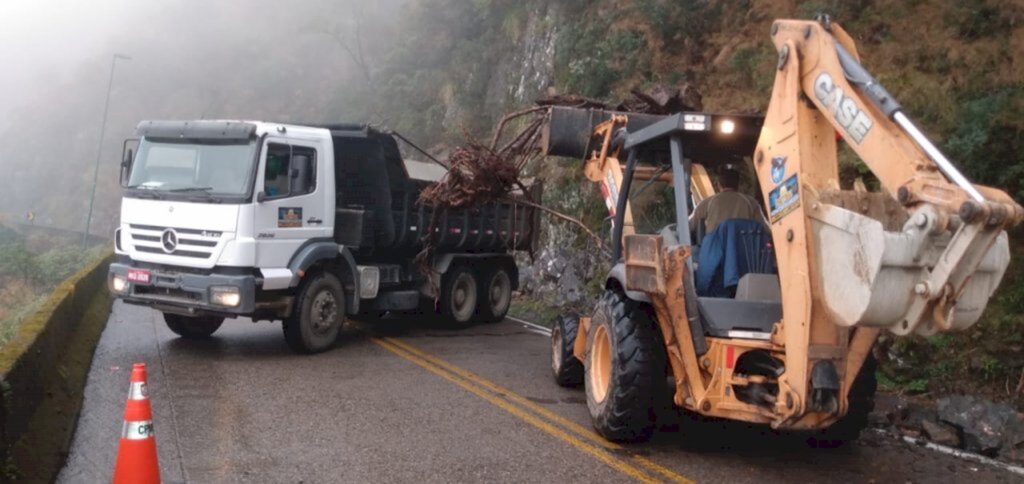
<box><xmin>128</xmin><ymin>224</ymin><xmax>224</xmax><ymax>261</ymax></box>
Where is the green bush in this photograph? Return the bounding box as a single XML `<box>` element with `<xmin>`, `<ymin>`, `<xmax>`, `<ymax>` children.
<box><xmin>727</xmin><ymin>44</ymin><xmax>776</xmax><ymax>92</ymax></box>
<box><xmin>0</xmin><ymin>243</ymin><xmax>38</xmax><ymax>282</ymax></box>
<box><xmin>944</xmin><ymin>86</ymin><xmax>1024</xmax><ymax>201</ymax></box>
<box><xmin>555</xmin><ymin>16</ymin><xmax>649</xmax><ymax>99</ymax></box>
<box><xmin>35</xmin><ymin>247</ymin><xmax>91</xmax><ymax>287</ymax></box>
<box><xmin>943</xmin><ymin>0</ymin><xmax>1015</xmax><ymax>40</ymax></box>
<box><xmin>636</xmin><ymin>0</ymin><xmax>721</xmax><ymax>42</ymax></box>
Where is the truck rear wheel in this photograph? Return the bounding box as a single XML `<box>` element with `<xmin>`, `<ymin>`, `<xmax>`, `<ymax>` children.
<box><xmin>283</xmin><ymin>272</ymin><xmax>344</xmax><ymax>354</ymax></box>
<box><xmin>440</xmin><ymin>265</ymin><xmax>478</xmax><ymax>327</ymax></box>
<box><xmin>163</xmin><ymin>313</ymin><xmax>223</xmax><ymax>339</ymax></box>
<box><xmin>552</xmin><ymin>313</ymin><xmax>583</xmax><ymax>386</ymax></box>
<box><xmin>479</xmin><ymin>266</ymin><xmax>512</xmax><ymax>323</ymax></box>
<box><xmin>585</xmin><ymin>290</ymin><xmax>663</xmax><ymax>441</ymax></box>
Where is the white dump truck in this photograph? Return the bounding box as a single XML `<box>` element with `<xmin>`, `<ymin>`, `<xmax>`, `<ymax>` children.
<box><xmin>109</xmin><ymin>121</ymin><xmax>538</xmax><ymax>353</ymax></box>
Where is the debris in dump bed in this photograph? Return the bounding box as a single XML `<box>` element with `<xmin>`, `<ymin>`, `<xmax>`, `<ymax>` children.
<box><xmin>415</xmin><ymin>107</ymin><xmax>609</xmax><ymax>281</ymax></box>
<box><xmin>418</xmin><ymin>141</ymin><xmax>522</xmax><ymax>210</ymax></box>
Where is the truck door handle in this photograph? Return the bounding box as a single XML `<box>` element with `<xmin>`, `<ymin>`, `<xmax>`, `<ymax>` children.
<box><xmin>307</xmin><ymin>217</ymin><xmax>323</xmax><ymax>225</ymax></box>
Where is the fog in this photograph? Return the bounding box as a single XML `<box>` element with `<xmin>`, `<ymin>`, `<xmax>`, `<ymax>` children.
<box><xmin>0</xmin><ymin>0</ymin><xmax>401</xmax><ymax>235</ymax></box>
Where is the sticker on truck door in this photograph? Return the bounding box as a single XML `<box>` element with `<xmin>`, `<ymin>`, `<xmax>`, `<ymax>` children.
<box><xmin>278</xmin><ymin>207</ymin><xmax>303</xmax><ymax>228</ymax></box>
<box><xmin>768</xmin><ymin>175</ymin><xmax>800</xmax><ymax>223</ymax></box>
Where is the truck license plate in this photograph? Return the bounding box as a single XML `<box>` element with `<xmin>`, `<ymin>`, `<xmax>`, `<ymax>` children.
<box><xmin>127</xmin><ymin>269</ymin><xmax>151</xmax><ymax>284</ymax></box>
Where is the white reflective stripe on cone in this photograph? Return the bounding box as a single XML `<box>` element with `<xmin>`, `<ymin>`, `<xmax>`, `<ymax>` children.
<box><xmin>128</xmin><ymin>381</ymin><xmax>148</xmax><ymax>400</ymax></box>
<box><xmin>122</xmin><ymin>420</ymin><xmax>155</xmax><ymax>440</ymax></box>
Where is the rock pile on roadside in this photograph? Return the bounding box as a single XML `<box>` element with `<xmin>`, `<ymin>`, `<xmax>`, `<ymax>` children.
<box><xmin>872</xmin><ymin>393</ymin><xmax>1024</xmax><ymax>464</ymax></box>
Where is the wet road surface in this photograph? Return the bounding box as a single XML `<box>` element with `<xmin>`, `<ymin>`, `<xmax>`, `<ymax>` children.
<box><xmin>59</xmin><ymin>301</ymin><xmax>1019</xmax><ymax>483</ymax></box>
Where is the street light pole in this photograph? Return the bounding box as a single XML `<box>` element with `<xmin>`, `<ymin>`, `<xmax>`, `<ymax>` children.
<box><xmin>82</xmin><ymin>53</ymin><xmax>130</xmax><ymax>249</ymax></box>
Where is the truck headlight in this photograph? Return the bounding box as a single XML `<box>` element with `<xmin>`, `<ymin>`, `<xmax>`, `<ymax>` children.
<box><xmin>210</xmin><ymin>286</ymin><xmax>241</xmax><ymax>307</ymax></box>
<box><xmin>110</xmin><ymin>274</ymin><xmax>129</xmax><ymax>294</ymax></box>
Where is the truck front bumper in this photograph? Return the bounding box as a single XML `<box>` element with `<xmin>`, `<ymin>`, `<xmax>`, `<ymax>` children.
<box><xmin>109</xmin><ymin>263</ymin><xmax>256</xmax><ymax>316</ymax></box>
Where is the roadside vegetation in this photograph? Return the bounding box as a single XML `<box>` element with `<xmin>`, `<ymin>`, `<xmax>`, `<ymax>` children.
<box><xmin>0</xmin><ymin>224</ymin><xmax>105</xmax><ymax>346</ymax></box>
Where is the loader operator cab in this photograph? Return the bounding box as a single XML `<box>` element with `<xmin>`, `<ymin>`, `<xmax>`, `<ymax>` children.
<box><xmin>610</xmin><ymin>112</ymin><xmax>781</xmax><ymax>340</ymax></box>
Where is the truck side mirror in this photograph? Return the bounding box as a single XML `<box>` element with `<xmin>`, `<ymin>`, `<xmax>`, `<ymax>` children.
<box><xmin>256</xmin><ymin>191</ymin><xmax>267</xmax><ymax>203</ymax></box>
<box><xmin>120</xmin><ymin>148</ymin><xmax>134</xmax><ymax>187</ymax></box>
<box><xmin>120</xmin><ymin>138</ymin><xmax>138</xmax><ymax>187</ymax></box>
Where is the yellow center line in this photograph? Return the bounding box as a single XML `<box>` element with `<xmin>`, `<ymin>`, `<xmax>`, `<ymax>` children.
<box><xmin>372</xmin><ymin>337</ymin><xmax>661</xmax><ymax>483</ymax></box>
<box><xmin>379</xmin><ymin>337</ymin><xmax>694</xmax><ymax>484</ymax></box>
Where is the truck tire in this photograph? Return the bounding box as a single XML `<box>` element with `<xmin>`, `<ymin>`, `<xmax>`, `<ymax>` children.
<box><xmin>440</xmin><ymin>265</ymin><xmax>478</xmax><ymax>327</ymax></box>
<box><xmin>283</xmin><ymin>272</ymin><xmax>344</xmax><ymax>354</ymax></box>
<box><xmin>552</xmin><ymin>313</ymin><xmax>583</xmax><ymax>386</ymax></box>
<box><xmin>585</xmin><ymin>290</ymin><xmax>664</xmax><ymax>441</ymax></box>
<box><xmin>478</xmin><ymin>266</ymin><xmax>512</xmax><ymax>323</ymax></box>
<box><xmin>163</xmin><ymin>313</ymin><xmax>223</xmax><ymax>339</ymax></box>
<box><xmin>807</xmin><ymin>353</ymin><xmax>878</xmax><ymax>448</ymax></box>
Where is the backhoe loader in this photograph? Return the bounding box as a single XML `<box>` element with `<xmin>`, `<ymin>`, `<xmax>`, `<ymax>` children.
<box><xmin>545</xmin><ymin>17</ymin><xmax>1023</xmax><ymax>442</ymax></box>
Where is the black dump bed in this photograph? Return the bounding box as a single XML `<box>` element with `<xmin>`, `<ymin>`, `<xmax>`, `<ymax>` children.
<box><xmin>318</xmin><ymin>124</ymin><xmax>539</xmax><ymax>258</ymax></box>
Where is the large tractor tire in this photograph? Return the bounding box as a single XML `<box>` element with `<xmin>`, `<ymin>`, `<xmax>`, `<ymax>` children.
<box><xmin>283</xmin><ymin>272</ymin><xmax>345</xmax><ymax>354</ymax></box>
<box><xmin>440</xmin><ymin>265</ymin><xmax>478</xmax><ymax>327</ymax></box>
<box><xmin>807</xmin><ymin>353</ymin><xmax>878</xmax><ymax>447</ymax></box>
<box><xmin>164</xmin><ymin>313</ymin><xmax>223</xmax><ymax>339</ymax></box>
<box><xmin>585</xmin><ymin>290</ymin><xmax>665</xmax><ymax>441</ymax></box>
<box><xmin>551</xmin><ymin>313</ymin><xmax>584</xmax><ymax>386</ymax></box>
<box><xmin>478</xmin><ymin>265</ymin><xmax>513</xmax><ymax>323</ymax></box>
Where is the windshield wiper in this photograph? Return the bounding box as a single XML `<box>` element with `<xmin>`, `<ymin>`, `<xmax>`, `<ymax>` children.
<box><xmin>167</xmin><ymin>186</ymin><xmax>214</xmax><ymax>193</ymax></box>
<box><xmin>124</xmin><ymin>185</ymin><xmax>162</xmax><ymax>199</ymax></box>
<box><xmin>164</xmin><ymin>187</ymin><xmax>224</xmax><ymax>203</ymax></box>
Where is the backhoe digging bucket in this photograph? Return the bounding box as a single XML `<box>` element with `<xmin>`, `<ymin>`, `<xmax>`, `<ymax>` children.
<box><xmin>809</xmin><ymin>200</ymin><xmax>1009</xmax><ymax>336</ymax></box>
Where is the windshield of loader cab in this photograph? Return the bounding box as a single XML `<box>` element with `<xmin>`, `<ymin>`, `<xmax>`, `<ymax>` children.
<box><xmin>126</xmin><ymin>138</ymin><xmax>258</xmax><ymax>201</ymax></box>
<box><xmin>628</xmin><ymin>164</ymin><xmax>677</xmax><ymax>235</ymax></box>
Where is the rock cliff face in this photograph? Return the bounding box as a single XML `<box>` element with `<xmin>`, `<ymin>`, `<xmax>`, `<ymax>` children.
<box><xmin>433</xmin><ymin>1</ymin><xmax>566</xmax><ymax>141</ymax></box>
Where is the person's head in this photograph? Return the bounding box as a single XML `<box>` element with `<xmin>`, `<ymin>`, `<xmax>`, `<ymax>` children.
<box><xmin>717</xmin><ymin>167</ymin><xmax>741</xmax><ymax>191</ymax></box>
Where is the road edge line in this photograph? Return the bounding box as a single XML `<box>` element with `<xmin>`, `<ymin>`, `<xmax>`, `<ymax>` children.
<box><xmin>506</xmin><ymin>316</ymin><xmax>553</xmax><ymax>336</ymax></box>
<box><xmin>873</xmin><ymin>430</ymin><xmax>1024</xmax><ymax>477</ymax></box>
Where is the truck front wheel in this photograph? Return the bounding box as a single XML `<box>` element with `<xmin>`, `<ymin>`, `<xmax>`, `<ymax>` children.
<box><xmin>283</xmin><ymin>272</ymin><xmax>345</xmax><ymax>354</ymax></box>
<box><xmin>163</xmin><ymin>313</ymin><xmax>223</xmax><ymax>339</ymax></box>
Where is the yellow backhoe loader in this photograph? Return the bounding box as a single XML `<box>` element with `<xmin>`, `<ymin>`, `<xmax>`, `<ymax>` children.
<box><xmin>545</xmin><ymin>17</ymin><xmax>1023</xmax><ymax>443</ymax></box>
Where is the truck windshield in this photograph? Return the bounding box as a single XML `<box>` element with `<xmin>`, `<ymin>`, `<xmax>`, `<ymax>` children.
<box><xmin>126</xmin><ymin>139</ymin><xmax>257</xmax><ymax>200</ymax></box>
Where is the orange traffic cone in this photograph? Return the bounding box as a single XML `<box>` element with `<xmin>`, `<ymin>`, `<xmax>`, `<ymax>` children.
<box><xmin>112</xmin><ymin>363</ymin><xmax>161</xmax><ymax>484</ymax></box>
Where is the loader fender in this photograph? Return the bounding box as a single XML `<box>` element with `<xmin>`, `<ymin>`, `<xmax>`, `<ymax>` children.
<box><xmin>287</xmin><ymin>240</ymin><xmax>359</xmax><ymax>314</ymax></box>
<box><xmin>606</xmin><ymin>264</ymin><xmax>651</xmax><ymax>303</ymax></box>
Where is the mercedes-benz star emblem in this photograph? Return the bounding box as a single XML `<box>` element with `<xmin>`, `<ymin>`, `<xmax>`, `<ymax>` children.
<box><xmin>161</xmin><ymin>229</ymin><xmax>178</xmax><ymax>253</ymax></box>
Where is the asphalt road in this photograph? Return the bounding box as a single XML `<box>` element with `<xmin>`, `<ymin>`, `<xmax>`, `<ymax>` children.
<box><xmin>59</xmin><ymin>301</ymin><xmax>1020</xmax><ymax>483</ymax></box>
